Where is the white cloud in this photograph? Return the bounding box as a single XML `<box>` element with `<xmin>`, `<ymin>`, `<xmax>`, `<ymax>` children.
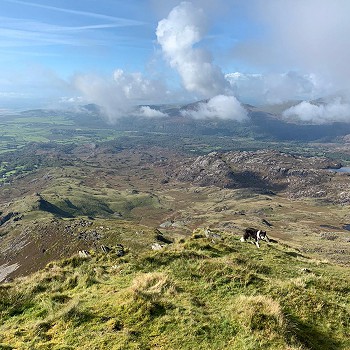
<box><xmin>0</xmin><ymin>17</ymin><xmax>138</xmax><ymax>48</ymax></box>
<box><xmin>155</xmin><ymin>1</ymin><xmax>247</xmax><ymax>121</ymax></box>
<box><xmin>3</xmin><ymin>0</ymin><xmax>144</xmax><ymax>25</ymax></box>
<box><xmin>73</xmin><ymin>69</ymin><xmax>170</xmax><ymax>122</ymax></box>
<box><xmin>59</xmin><ymin>96</ymin><xmax>84</xmax><ymax>104</ymax></box>
<box><xmin>181</xmin><ymin>94</ymin><xmax>248</xmax><ymax>121</ymax></box>
<box><xmin>225</xmin><ymin>71</ymin><xmax>330</xmax><ymax>105</ymax></box>
<box><xmin>234</xmin><ymin>0</ymin><xmax>350</xmax><ymax>97</ymax></box>
<box><xmin>113</xmin><ymin>69</ymin><xmax>168</xmax><ymax>101</ymax></box>
<box><xmin>135</xmin><ymin>106</ymin><xmax>168</xmax><ymax>118</ymax></box>
<box><xmin>0</xmin><ymin>10</ymin><xmax>144</xmax><ymax>49</ymax></box>
<box><xmin>156</xmin><ymin>1</ymin><xmax>230</xmax><ymax>98</ymax></box>
<box><xmin>282</xmin><ymin>98</ymin><xmax>350</xmax><ymax>124</ymax></box>
<box><xmin>74</xmin><ymin>2</ymin><xmax>248</xmax><ymax>122</ymax></box>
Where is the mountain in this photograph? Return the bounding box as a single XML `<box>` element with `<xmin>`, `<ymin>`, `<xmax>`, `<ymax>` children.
<box><xmin>8</xmin><ymin>99</ymin><xmax>350</xmax><ymax>142</ymax></box>
<box><xmin>69</xmin><ymin>101</ymin><xmax>350</xmax><ymax>142</ymax></box>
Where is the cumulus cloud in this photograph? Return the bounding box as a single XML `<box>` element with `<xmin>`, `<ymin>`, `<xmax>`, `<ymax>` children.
<box><xmin>135</xmin><ymin>106</ymin><xmax>168</xmax><ymax>118</ymax></box>
<box><xmin>226</xmin><ymin>71</ymin><xmax>329</xmax><ymax>106</ymax></box>
<box><xmin>113</xmin><ymin>69</ymin><xmax>168</xmax><ymax>101</ymax></box>
<box><xmin>79</xmin><ymin>1</ymin><xmax>350</xmax><ymax>123</ymax></box>
<box><xmin>73</xmin><ymin>69</ymin><xmax>169</xmax><ymax>122</ymax></box>
<box><xmin>73</xmin><ymin>73</ymin><xmax>127</xmax><ymax>121</ymax></box>
<box><xmin>282</xmin><ymin>98</ymin><xmax>350</xmax><ymax>124</ymax></box>
<box><xmin>156</xmin><ymin>1</ymin><xmax>247</xmax><ymax>120</ymax></box>
<box><xmin>156</xmin><ymin>1</ymin><xmax>230</xmax><ymax>98</ymax></box>
<box><xmin>181</xmin><ymin>95</ymin><xmax>248</xmax><ymax>121</ymax></box>
<box><xmin>70</xmin><ymin>2</ymin><xmax>250</xmax><ymax>122</ymax></box>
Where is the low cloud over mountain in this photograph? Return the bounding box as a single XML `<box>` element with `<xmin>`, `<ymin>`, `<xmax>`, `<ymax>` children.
<box><xmin>69</xmin><ymin>1</ymin><xmax>350</xmax><ymax>125</ymax></box>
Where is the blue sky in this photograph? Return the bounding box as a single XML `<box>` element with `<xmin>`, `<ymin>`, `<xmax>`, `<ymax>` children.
<box><xmin>1</xmin><ymin>0</ymin><xmax>153</xmax><ymax>68</ymax></box>
<box><xmin>0</xmin><ymin>0</ymin><xmax>268</xmax><ymax>108</ymax></box>
<box><xmin>1</xmin><ymin>0</ymin><xmax>350</xmax><ymax>121</ymax></box>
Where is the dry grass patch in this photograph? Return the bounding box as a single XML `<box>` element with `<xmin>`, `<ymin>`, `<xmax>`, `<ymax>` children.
<box><xmin>130</xmin><ymin>272</ymin><xmax>176</xmax><ymax>300</ymax></box>
<box><xmin>235</xmin><ymin>295</ymin><xmax>286</xmax><ymax>332</ymax></box>
<box><xmin>229</xmin><ymin>294</ymin><xmax>305</xmax><ymax>349</ymax></box>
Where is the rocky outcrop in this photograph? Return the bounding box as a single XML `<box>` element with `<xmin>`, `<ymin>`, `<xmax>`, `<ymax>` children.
<box><xmin>0</xmin><ymin>212</ymin><xmax>19</xmax><ymax>226</ymax></box>
<box><xmin>154</xmin><ymin>229</ymin><xmax>173</xmax><ymax>244</ymax></box>
<box><xmin>176</xmin><ymin>150</ymin><xmax>349</xmax><ymax>203</ymax></box>
<box><xmin>177</xmin><ymin>152</ymin><xmax>237</xmax><ymax>188</ymax></box>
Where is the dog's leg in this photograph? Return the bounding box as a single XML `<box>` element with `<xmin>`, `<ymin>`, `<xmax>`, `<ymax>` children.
<box><xmin>265</xmin><ymin>235</ymin><xmax>270</xmax><ymax>242</ymax></box>
<box><xmin>240</xmin><ymin>237</ymin><xmax>246</xmax><ymax>242</ymax></box>
<box><xmin>255</xmin><ymin>240</ymin><xmax>260</xmax><ymax>248</ymax></box>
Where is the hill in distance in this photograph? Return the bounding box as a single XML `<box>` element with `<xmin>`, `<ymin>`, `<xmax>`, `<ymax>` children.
<box><xmin>75</xmin><ymin>100</ymin><xmax>350</xmax><ymax>142</ymax></box>
<box><xmin>15</xmin><ymin>98</ymin><xmax>350</xmax><ymax>142</ymax></box>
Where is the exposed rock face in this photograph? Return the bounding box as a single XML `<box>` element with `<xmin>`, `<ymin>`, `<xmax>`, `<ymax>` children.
<box><xmin>0</xmin><ymin>263</ymin><xmax>20</xmax><ymax>282</ymax></box>
<box><xmin>176</xmin><ymin>150</ymin><xmax>349</xmax><ymax>203</ymax></box>
<box><xmin>177</xmin><ymin>152</ymin><xmax>237</xmax><ymax>188</ymax></box>
<box><xmin>225</xmin><ymin>150</ymin><xmax>337</xmax><ymax>199</ymax></box>
<box><xmin>0</xmin><ymin>212</ymin><xmax>17</xmax><ymax>226</ymax></box>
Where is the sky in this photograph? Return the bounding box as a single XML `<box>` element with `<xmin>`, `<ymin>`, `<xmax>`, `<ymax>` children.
<box><xmin>1</xmin><ymin>0</ymin><xmax>350</xmax><ymax>123</ymax></box>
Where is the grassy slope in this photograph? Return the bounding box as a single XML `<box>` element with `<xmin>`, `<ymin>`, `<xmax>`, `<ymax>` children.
<box><xmin>0</xmin><ymin>230</ymin><xmax>349</xmax><ymax>350</ymax></box>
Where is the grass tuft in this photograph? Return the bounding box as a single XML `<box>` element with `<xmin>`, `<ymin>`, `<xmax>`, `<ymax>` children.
<box><xmin>130</xmin><ymin>272</ymin><xmax>176</xmax><ymax>301</ymax></box>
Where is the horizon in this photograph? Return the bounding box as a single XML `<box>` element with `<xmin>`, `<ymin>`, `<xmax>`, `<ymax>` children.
<box><xmin>1</xmin><ymin>0</ymin><xmax>350</xmax><ymax>123</ymax></box>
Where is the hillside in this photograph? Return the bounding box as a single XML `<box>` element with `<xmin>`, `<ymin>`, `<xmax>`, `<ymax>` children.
<box><xmin>2</xmin><ymin>145</ymin><xmax>350</xmax><ymax>282</ymax></box>
<box><xmin>1</xmin><ymin>119</ymin><xmax>350</xmax><ymax>349</ymax></box>
<box><xmin>0</xmin><ymin>228</ymin><xmax>349</xmax><ymax>350</ymax></box>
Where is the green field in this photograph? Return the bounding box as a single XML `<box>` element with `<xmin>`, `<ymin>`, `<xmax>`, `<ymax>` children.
<box><xmin>0</xmin><ymin>114</ymin><xmax>120</xmax><ymax>152</ymax></box>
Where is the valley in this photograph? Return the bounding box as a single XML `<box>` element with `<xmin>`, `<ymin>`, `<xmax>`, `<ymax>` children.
<box><xmin>1</xmin><ymin>111</ymin><xmax>350</xmax><ymax>282</ymax></box>
<box><xmin>1</xmin><ymin>110</ymin><xmax>350</xmax><ymax>349</ymax></box>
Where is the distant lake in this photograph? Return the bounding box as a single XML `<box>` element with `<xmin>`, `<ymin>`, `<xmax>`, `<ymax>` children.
<box><xmin>328</xmin><ymin>167</ymin><xmax>350</xmax><ymax>173</ymax></box>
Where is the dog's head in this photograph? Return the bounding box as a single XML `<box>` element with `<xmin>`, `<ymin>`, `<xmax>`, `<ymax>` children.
<box><xmin>259</xmin><ymin>230</ymin><xmax>267</xmax><ymax>239</ymax></box>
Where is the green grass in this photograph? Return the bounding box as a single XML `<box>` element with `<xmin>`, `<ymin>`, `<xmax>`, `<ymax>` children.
<box><xmin>40</xmin><ymin>186</ymin><xmax>163</xmax><ymax>219</ymax></box>
<box><xmin>8</xmin><ymin>116</ymin><xmax>74</xmax><ymax>125</ymax></box>
<box><xmin>4</xmin><ymin>169</ymin><xmax>165</xmax><ymax>221</ymax></box>
<box><xmin>0</xmin><ymin>115</ymin><xmax>116</xmax><ymax>155</ymax></box>
<box><xmin>0</xmin><ymin>229</ymin><xmax>349</xmax><ymax>349</ymax></box>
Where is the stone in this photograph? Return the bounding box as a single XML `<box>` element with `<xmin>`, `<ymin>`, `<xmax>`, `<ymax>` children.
<box><xmin>151</xmin><ymin>243</ymin><xmax>164</xmax><ymax>250</ymax></box>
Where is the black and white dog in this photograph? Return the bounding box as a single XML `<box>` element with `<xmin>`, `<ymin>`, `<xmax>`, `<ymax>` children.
<box><xmin>240</xmin><ymin>227</ymin><xmax>270</xmax><ymax>248</ymax></box>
